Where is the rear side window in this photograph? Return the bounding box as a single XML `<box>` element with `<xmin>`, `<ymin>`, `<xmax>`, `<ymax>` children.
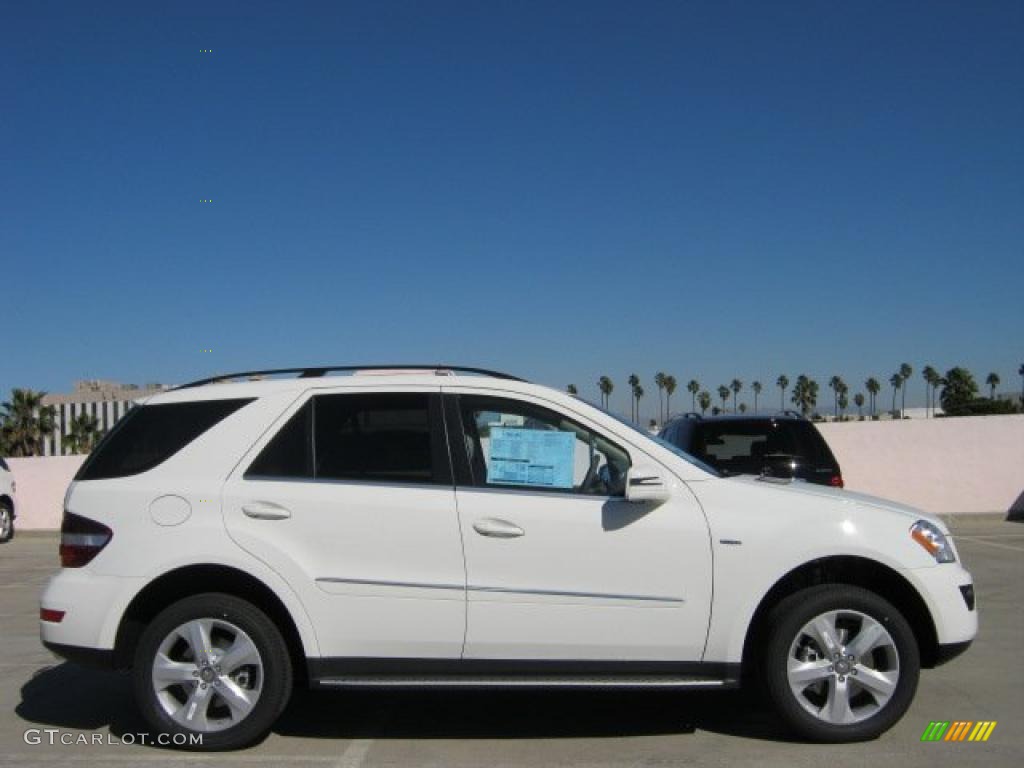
<box><xmin>789</xmin><ymin>422</ymin><xmax>839</xmax><ymax>467</ymax></box>
<box><xmin>75</xmin><ymin>399</ymin><xmax>253</xmax><ymax>480</ymax></box>
<box><xmin>245</xmin><ymin>393</ymin><xmax>449</xmax><ymax>485</ymax></box>
<box><xmin>0</xmin><ymin>457</ymin><xmax>8</xmax><ymax>471</ymax></box>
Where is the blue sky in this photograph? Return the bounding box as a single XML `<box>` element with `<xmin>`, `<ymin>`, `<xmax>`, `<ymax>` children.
<box><xmin>2</xmin><ymin>0</ymin><xmax>1022</xmax><ymax>418</ymax></box>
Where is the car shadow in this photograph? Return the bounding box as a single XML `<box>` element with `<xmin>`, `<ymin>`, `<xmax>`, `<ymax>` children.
<box><xmin>17</xmin><ymin>662</ymin><xmax>800</xmax><ymax>745</ymax></box>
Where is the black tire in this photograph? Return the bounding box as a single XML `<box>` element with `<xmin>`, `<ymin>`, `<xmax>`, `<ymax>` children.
<box><xmin>132</xmin><ymin>593</ymin><xmax>292</xmax><ymax>751</ymax></box>
<box><xmin>762</xmin><ymin>584</ymin><xmax>920</xmax><ymax>742</ymax></box>
<box><xmin>0</xmin><ymin>502</ymin><xmax>13</xmax><ymax>543</ymax></box>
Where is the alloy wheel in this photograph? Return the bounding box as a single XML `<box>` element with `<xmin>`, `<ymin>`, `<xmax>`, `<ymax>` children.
<box><xmin>151</xmin><ymin>617</ymin><xmax>264</xmax><ymax>733</ymax></box>
<box><xmin>786</xmin><ymin>609</ymin><xmax>900</xmax><ymax>725</ymax></box>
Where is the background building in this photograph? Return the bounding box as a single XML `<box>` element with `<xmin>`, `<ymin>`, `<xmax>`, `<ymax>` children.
<box><xmin>40</xmin><ymin>380</ymin><xmax>168</xmax><ymax>456</ymax></box>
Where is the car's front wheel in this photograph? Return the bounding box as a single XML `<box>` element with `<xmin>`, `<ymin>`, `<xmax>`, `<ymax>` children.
<box><xmin>762</xmin><ymin>584</ymin><xmax>920</xmax><ymax>742</ymax></box>
<box><xmin>133</xmin><ymin>593</ymin><xmax>292</xmax><ymax>750</ymax></box>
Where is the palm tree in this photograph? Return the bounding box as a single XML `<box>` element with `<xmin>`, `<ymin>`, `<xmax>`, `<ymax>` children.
<box><xmin>598</xmin><ymin>376</ymin><xmax>613</xmax><ymax>409</ymax></box>
<box><xmin>664</xmin><ymin>375</ymin><xmax>677</xmax><ymax>419</ymax></box>
<box><xmin>654</xmin><ymin>372</ymin><xmax>666</xmax><ymax>424</ymax></box>
<box><xmin>790</xmin><ymin>375</ymin><xmax>818</xmax><ymax>417</ymax></box>
<box><xmin>687</xmin><ymin>379</ymin><xmax>700</xmax><ymax>412</ymax></box>
<box><xmin>0</xmin><ymin>388</ymin><xmax>57</xmax><ymax>456</ymax></box>
<box><xmin>921</xmin><ymin>366</ymin><xmax>938</xmax><ymax>417</ymax></box>
<box><xmin>927</xmin><ymin>368</ymin><xmax>944</xmax><ymax>416</ymax></box>
<box><xmin>566</xmin><ymin>384</ymin><xmax>578</xmax><ymax>396</ymax></box>
<box><xmin>985</xmin><ymin>372</ymin><xmax>1000</xmax><ymax>400</ymax></box>
<box><xmin>776</xmin><ymin>375</ymin><xmax>789</xmax><ymax>411</ymax></box>
<box><xmin>828</xmin><ymin>375</ymin><xmax>845</xmax><ymax>419</ymax></box>
<box><xmin>899</xmin><ymin>363</ymin><xmax>912</xmax><ymax>418</ymax></box>
<box><xmin>698</xmin><ymin>390</ymin><xmax>711</xmax><ymax>415</ymax></box>
<box><xmin>634</xmin><ymin>384</ymin><xmax>644</xmax><ymax>423</ymax></box>
<box><xmin>63</xmin><ymin>411</ymin><xmax>102</xmax><ymax>455</ymax></box>
<box><xmin>838</xmin><ymin>388</ymin><xmax>849</xmax><ymax>421</ymax></box>
<box><xmin>865</xmin><ymin>377</ymin><xmax>881</xmax><ymax>417</ymax></box>
<box><xmin>730</xmin><ymin>379</ymin><xmax>742</xmax><ymax>413</ymax></box>
<box><xmin>627</xmin><ymin>374</ymin><xmax>640</xmax><ymax>422</ymax></box>
<box><xmin>717</xmin><ymin>385</ymin><xmax>730</xmax><ymax>411</ymax></box>
<box><xmin>889</xmin><ymin>373</ymin><xmax>902</xmax><ymax>417</ymax></box>
<box><xmin>854</xmin><ymin>392</ymin><xmax>865</xmax><ymax>418</ymax></box>
<box><xmin>1019</xmin><ymin>363</ymin><xmax>1024</xmax><ymax>408</ymax></box>
<box><xmin>751</xmin><ymin>381</ymin><xmax>762</xmax><ymax>413</ymax></box>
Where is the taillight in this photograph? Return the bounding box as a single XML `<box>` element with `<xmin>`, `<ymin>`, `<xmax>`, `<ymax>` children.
<box><xmin>60</xmin><ymin>512</ymin><xmax>112</xmax><ymax>568</ymax></box>
<box><xmin>830</xmin><ymin>475</ymin><xmax>844</xmax><ymax>488</ymax></box>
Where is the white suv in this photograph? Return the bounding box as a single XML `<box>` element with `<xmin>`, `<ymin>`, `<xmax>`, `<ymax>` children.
<box><xmin>0</xmin><ymin>456</ymin><xmax>15</xmax><ymax>542</ymax></box>
<box><xmin>39</xmin><ymin>366</ymin><xmax>977</xmax><ymax>750</ymax></box>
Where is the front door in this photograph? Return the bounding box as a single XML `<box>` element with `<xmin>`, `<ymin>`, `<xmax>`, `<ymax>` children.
<box><xmin>445</xmin><ymin>389</ymin><xmax>712</xmax><ymax>661</ymax></box>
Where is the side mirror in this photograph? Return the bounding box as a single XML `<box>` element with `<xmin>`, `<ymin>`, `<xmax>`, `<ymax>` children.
<box><xmin>625</xmin><ymin>464</ymin><xmax>671</xmax><ymax>504</ymax></box>
<box><xmin>760</xmin><ymin>454</ymin><xmax>801</xmax><ymax>483</ymax></box>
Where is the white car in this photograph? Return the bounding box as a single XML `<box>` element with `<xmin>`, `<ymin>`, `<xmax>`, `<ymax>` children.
<box><xmin>39</xmin><ymin>366</ymin><xmax>977</xmax><ymax>750</ymax></box>
<box><xmin>0</xmin><ymin>456</ymin><xmax>15</xmax><ymax>542</ymax></box>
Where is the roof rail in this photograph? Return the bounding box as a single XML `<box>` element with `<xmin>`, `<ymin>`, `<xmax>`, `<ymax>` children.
<box><xmin>665</xmin><ymin>411</ymin><xmax>703</xmax><ymax>421</ymax></box>
<box><xmin>174</xmin><ymin>365</ymin><xmax>527</xmax><ymax>390</ymax></box>
<box><xmin>775</xmin><ymin>409</ymin><xmax>806</xmax><ymax>419</ymax></box>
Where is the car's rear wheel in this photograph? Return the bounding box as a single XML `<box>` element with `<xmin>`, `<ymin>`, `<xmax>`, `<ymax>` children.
<box><xmin>133</xmin><ymin>593</ymin><xmax>292</xmax><ymax>750</ymax></box>
<box><xmin>762</xmin><ymin>584</ymin><xmax>919</xmax><ymax>742</ymax></box>
<box><xmin>0</xmin><ymin>502</ymin><xmax>13</xmax><ymax>542</ymax></box>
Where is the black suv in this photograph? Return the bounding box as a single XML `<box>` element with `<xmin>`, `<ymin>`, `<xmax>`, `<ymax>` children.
<box><xmin>658</xmin><ymin>412</ymin><xmax>844</xmax><ymax>487</ymax></box>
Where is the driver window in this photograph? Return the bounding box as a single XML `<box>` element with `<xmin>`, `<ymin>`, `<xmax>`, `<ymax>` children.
<box><xmin>457</xmin><ymin>395</ymin><xmax>630</xmax><ymax>496</ymax></box>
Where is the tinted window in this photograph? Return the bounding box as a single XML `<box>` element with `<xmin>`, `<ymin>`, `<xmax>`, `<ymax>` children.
<box><xmin>76</xmin><ymin>399</ymin><xmax>253</xmax><ymax>480</ymax></box>
<box><xmin>246</xmin><ymin>393</ymin><xmax>446</xmax><ymax>485</ymax></box>
<box><xmin>245</xmin><ymin>401</ymin><xmax>313</xmax><ymax>478</ymax></box>
<box><xmin>316</xmin><ymin>393</ymin><xmax>435</xmax><ymax>483</ymax></box>
<box><xmin>692</xmin><ymin>421</ymin><xmax>797</xmax><ymax>475</ymax></box>
<box><xmin>0</xmin><ymin>457</ymin><xmax>8</xmax><ymax>471</ymax></box>
<box><xmin>456</xmin><ymin>395</ymin><xmax>631</xmax><ymax>496</ymax></box>
<box><xmin>789</xmin><ymin>422</ymin><xmax>839</xmax><ymax>467</ymax></box>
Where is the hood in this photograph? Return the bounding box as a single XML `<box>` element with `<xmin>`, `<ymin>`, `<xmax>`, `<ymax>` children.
<box><xmin>724</xmin><ymin>474</ymin><xmax>947</xmax><ymax>532</ymax></box>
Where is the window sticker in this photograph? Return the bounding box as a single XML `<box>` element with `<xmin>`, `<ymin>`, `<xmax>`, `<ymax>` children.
<box><xmin>487</xmin><ymin>427</ymin><xmax>575</xmax><ymax>489</ymax></box>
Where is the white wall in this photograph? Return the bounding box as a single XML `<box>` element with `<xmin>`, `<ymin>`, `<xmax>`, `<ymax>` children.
<box><xmin>817</xmin><ymin>414</ymin><xmax>1024</xmax><ymax>516</ymax></box>
<box><xmin>6</xmin><ymin>456</ymin><xmax>84</xmax><ymax>530</ymax></box>
<box><xmin>6</xmin><ymin>415</ymin><xmax>1023</xmax><ymax>529</ymax></box>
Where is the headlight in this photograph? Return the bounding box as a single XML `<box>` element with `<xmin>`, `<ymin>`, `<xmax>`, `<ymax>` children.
<box><xmin>910</xmin><ymin>520</ymin><xmax>956</xmax><ymax>563</ymax></box>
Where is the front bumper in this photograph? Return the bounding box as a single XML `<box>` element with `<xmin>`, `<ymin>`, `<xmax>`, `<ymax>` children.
<box><xmin>903</xmin><ymin>562</ymin><xmax>978</xmax><ymax>647</ymax></box>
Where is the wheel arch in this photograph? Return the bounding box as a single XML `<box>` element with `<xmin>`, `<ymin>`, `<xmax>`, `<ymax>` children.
<box><xmin>113</xmin><ymin>563</ymin><xmax>310</xmax><ymax>686</ymax></box>
<box><xmin>741</xmin><ymin>555</ymin><xmax>940</xmax><ymax>675</ymax></box>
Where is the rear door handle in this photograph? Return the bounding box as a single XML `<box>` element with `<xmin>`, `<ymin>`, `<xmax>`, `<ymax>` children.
<box><xmin>242</xmin><ymin>502</ymin><xmax>291</xmax><ymax>520</ymax></box>
<box><xmin>473</xmin><ymin>518</ymin><xmax>524</xmax><ymax>538</ymax></box>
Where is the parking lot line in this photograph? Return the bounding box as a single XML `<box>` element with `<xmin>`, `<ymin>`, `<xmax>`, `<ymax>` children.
<box><xmin>955</xmin><ymin>536</ymin><xmax>1024</xmax><ymax>553</ymax></box>
<box><xmin>336</xmin><ymin>739</ymin><xmax>373</xmax><ymax>768</ymax></box>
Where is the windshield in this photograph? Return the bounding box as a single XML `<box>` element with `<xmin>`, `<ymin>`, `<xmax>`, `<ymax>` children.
<box><xmin>578</xmin><ymin>399</ymin><xmax>722</xmax><ymax>477</ymax></box>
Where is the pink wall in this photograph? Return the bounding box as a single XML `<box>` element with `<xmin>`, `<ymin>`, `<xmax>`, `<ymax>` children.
<box><xmin>818</xmin><ymin>414</ymin><xmax>1024</xmax><ymax>516</ymax></box>
<box><xmin>6</xmin><ymin>415</ymin><xmax>1023</xmax><ymax>529</ymax></box>
<box><xmin>7</xmin><ymin>455</ymin><xmax>85</xmax><ymax>530</ymax></box>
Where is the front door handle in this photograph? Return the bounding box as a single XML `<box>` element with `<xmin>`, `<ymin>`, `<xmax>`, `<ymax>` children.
<box><xmin>473</xmin><ymin>518</ymin><xmax>524</xmax><ymax>538</ymax></box>
<box><xmin>242</xmin><ymin>502</ymin><xmax>291</xmax><ymax>520</ymax></box>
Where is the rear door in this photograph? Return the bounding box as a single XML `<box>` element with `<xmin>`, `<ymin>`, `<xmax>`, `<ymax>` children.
<box><xmin>222</xmin><ymin>386</ymin><xmax>466</xmax><ymax>659</ymax></box>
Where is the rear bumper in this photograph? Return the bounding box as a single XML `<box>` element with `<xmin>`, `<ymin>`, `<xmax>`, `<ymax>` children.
<box><xmin>39</xmin><ymin>568</ymin><xmax>145</xmax><ymax>653</ymax></box>
<box><xmin>43</xmin><ymin>641</ymin><xmax>115</xmax><ymax>669</ymax></box>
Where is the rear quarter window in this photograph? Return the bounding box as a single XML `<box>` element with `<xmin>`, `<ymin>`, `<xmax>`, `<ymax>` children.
<box><xmin>75</xmin><ymin>398</ymin><xmax>253</xmax><ymax>480</ymax></box>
